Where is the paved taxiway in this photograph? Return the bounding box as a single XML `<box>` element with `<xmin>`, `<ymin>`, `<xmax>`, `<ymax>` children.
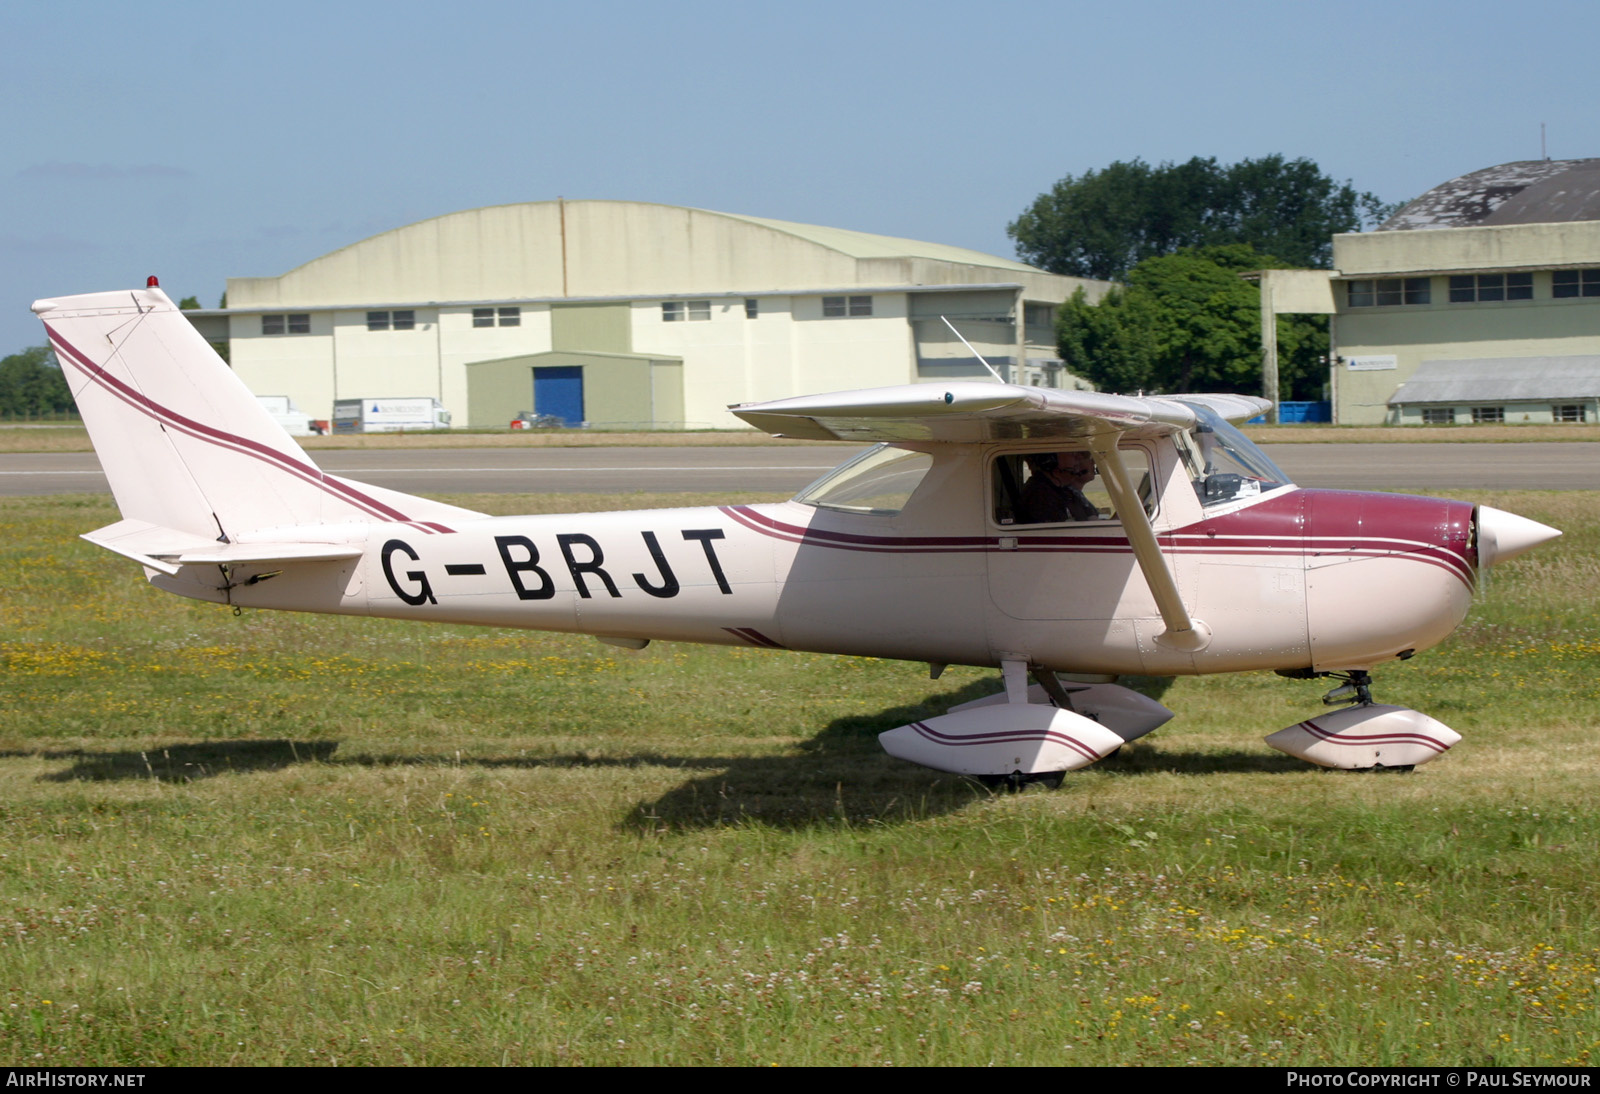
<box><xmin>2</xmin><ymin>442</ymin><xmax>1596</xmax><ymax>497</ymax></box>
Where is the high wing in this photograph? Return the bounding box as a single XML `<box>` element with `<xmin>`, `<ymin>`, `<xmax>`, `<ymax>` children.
<box><xmin>732</xmin><ymin>382</ymin><xmax>1273</xmax><ymax>655</ymax></box>
<box><xmin>729</xmin><ymin>382</ymin><xmax>1270</xmax><ymax>443</ymax></box>
<box><xmin>1171</xmin><ymin>392</ymin><xmax>1276</xmax><ymax>426</ymax></box>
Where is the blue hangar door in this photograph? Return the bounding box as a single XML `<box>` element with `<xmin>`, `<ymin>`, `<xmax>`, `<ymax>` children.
<box><xmin>533</xmin><ymin>366</ymin><xmax>584</xmax><ymax>426</ymax></box>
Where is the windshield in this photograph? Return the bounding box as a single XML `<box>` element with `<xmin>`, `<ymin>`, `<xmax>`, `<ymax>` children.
<box><xmin>794</xmin><ymin>444</ymin><xmax>933</xmax><ymax>515</ymax></box>
<box><xmin>1175</xmin><ymin>403</ymin><xmax>1294</xmax><ymax>507</ymax></box>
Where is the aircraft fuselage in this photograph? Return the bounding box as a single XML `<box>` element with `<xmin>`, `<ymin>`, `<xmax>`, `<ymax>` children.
<box><xmin>164</xmin><ymin>462</ymin><xmax>1477</xmax><ymax>679</ymax></box>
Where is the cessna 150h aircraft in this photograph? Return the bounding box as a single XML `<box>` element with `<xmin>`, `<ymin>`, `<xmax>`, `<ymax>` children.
<box><xmin>36</xmin><ymin>284</ymin><xmax>1561</xmax><ymax>786</ymax></box>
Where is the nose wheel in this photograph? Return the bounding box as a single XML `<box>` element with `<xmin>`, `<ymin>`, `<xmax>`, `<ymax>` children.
<box><xmin>1319</xmin><ymin>670</ymin><xmax>1373</xmax><ymax>707</ymax></box>
<box><xmin>1267</xmin><ymin>668</ymin><xmax>1459</xmax><ymax>770</ymax></box>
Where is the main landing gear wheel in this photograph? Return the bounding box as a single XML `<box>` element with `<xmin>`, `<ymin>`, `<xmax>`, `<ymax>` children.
<box><xmin>975</xmin><ymin>770</ymin><xmax>1066</xmax><ymax>793</ymax></box>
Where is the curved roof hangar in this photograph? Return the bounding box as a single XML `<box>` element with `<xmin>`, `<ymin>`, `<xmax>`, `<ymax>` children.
<box><xmin>228</xmin><ymin>200</ymin><xmax>1067</xmax><ymax>309</ymax></box>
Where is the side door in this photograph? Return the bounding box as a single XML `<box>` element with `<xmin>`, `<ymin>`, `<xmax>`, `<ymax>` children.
<box><xmin>985</xmin><ymin>443</ymin><xmax>1161</xmax><ymax>624</ymax></box>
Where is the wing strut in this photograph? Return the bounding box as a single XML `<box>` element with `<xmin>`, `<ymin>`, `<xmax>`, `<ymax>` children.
<box><xmin>1089</xmin><ymin>435</ymin><xmax>1211</xmax><ymax>653</ymax></box>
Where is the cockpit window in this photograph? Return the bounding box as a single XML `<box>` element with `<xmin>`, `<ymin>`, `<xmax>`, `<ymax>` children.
<box><xmin>1176</xmin><ymin>403</ymin><xmax>1294</xmax><ymax>507</ymax></box>
<box><xmin>992</xmin><ymin>447</ymin><xmax>1152</xmax><ymax>526</ymax></box>
<box><xmin>794</xmin><ymin>443</ymin><xmax>933</xmax><ymax>515</ymax></box>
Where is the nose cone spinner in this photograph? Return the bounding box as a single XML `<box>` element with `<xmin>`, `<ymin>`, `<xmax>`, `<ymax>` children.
<box><xmin>1476</xmin><ymin>506</ymin><xmax>1561</xmax><ymax>568</ymax></box>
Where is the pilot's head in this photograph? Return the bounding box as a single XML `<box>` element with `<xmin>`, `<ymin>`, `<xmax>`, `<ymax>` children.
<box><xmin>1030</xmin><ymin>451</ymin><xmax>1095</xmax><ymax>486</ymax></box>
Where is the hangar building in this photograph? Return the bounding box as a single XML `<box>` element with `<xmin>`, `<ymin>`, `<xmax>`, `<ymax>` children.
<box><xmin>1329</xmin><ymin>160</ymin><xmax>1600</xmax><ymax>425</ymax></box>
<box><xmin>216</xmin><ymin>200</ymin><xmax>1108</xmax><ymax>430</ymax></box>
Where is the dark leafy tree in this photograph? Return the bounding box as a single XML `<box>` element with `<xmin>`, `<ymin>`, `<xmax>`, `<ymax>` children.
<box><xmin>1057</xmin><ymin>244</ymin><xmax>1328</xmax><ymax>401</ymax></box>
<box><xmin>0</xmin><ymin>346</ymin><xmax>75</xmax><ymax>418</ymax></box>
<box><xmin>1011</xmin><ymin>156</ymin><xmax>1394</xmax><ymax>280</ymax></box>
<box><xmin>172</xmin><ymin>293</ymin><xmax>231</xmax><ymax>362</ymax></box>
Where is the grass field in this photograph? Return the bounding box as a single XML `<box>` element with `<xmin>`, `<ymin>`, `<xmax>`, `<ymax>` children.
<box><xmin>0</xmin><ymin>489</ymin><xmax>1595</xmax><ymax>1066</ymax></box>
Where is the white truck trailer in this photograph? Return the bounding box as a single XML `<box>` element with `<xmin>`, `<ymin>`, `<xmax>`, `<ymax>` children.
<box><xmin>255</xmin><ymin>396</ymin><xmax>316</xmax><ymax>436</ymax></box>
<box><xmin>331</xmin><ymin>398</ymin><xmax>452</xmax><ymax>434</ymax></box>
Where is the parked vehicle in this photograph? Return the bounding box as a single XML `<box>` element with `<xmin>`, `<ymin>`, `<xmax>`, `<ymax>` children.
<box><xmin>332</xmin><ymin>397</ymin><xmax>452</xmax><ymax>434</ymax></box>
<box><xmin>255</xmin><ymin>396</ymin><xmax>315</xmax><ymax>436</ymax></box>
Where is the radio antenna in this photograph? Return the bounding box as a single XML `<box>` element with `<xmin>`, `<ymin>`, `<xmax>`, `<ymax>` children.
<box><xmin>940</xmin><ymin>315</ymin><xmax>1006</xmax><ymax>383</ymax></box>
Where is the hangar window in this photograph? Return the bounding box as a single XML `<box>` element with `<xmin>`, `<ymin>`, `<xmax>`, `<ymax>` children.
<box><xmin>1552</xmin><ymin>269</ymin><xmax>1600</xmax><ymax>298</ymax></box>
<box><xmin>366</xmin><ymin>310</ymin><xmax>417</xmax><ymax>331</ymax></box>
<box><xmin>662</xmin><ymin>300</ymin><xmax>710</xmax><ymax>322</ymax></box>
<box><xmin>1346</xmin><ymin>278</ymin><xmax>1429</xmax><ymax>307</ymax></box>
<box><xmin>473</xmin><ymin>307</ymin><xmax>520</xmax><ymax>327</ymax></box>
<box><xmin>1449</xmin><ymin>273</ymin><xmax>1532</xmax><ymax>303</ymax></box>
<box><xmin>1471</xmin><ymin>406</ymin><xmax>1505</xmax><ymax>424</ymax></box>
<box><xmin>261</xmin><ymin>313</ymin><xmax>309</xmax><ymax>336</ymax></box>
<box><xmin>744</xmin><ymin>298</ymin><xmax>759</xmax><ymax>319</ymax></box>
<box><xmin>1422</xmin><ymin>407</ymin><xmax>1455</xmax><ymax>425</ymax></box>
<box><xmin>1553</xmin><ymin>404</ymin><xmax>1588</xmax><ymax>423</ymax></box>
<box><xmin>823</xmin><ymin>295</ymin><xmax>872</xmax><ymax>317</ymax></box>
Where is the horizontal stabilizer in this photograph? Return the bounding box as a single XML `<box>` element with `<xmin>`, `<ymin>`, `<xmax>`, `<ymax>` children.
<box><xmin>84</xmin><ymin>519</ymin><xmax>363</xmax><ymax>574</ymax></box>
<box><xmin>171</xmin><ymin>543</ymin><xmax>364</xmax><ymax>566</ymax></box>
<box><xmin>83</xmin><ymin>519</ymin><xmax>217</xmax><ymax>575</ymax></box>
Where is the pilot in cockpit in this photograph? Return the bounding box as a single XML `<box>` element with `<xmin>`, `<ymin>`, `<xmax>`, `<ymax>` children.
<box><xmin>1019</xmin><ymin>451</ymin><xmax>1101</xmax><ymax>524</ymax></box>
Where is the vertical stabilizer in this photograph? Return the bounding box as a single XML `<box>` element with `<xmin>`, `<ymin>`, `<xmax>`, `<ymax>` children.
<box><xmin>33</xmin><ymin>286</ymin><xmax>479</xmax><ymax>540</ymax></box>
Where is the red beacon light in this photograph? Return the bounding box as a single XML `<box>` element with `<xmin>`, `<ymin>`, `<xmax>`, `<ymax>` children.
<box><xmin>146</xmin><ymin>276</ymin><xmax>159</xmax><ymax>288</ymax></box>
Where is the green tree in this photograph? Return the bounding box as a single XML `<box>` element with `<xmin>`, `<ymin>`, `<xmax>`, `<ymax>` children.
<box><xmin>1011</xmin><ymin>156</ymin><xmax>1393</xmax><ymax>280</ymax></box>
<box><xmin>0</xmin><ymin>346</ymin><xmax>76</xmax><ymax>418</ymax></box>
<box><xmin>173</xmin><ymin>293</ymin><xmax>231</xmax><ymax>362</ymax></box>
<box><xmin>1055</xmin><ymin>284</ymin><xmax>1160</xmax><ymax>395</ymax></box>
<box><xmin>1057</xmin><ymin>244</ymin><xmax>1328</xmax><ymax>401</ymax></box>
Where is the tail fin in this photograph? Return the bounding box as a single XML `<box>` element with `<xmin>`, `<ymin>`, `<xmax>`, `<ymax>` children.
<box><xmin>34</xmin><ymin>286</ymin><xmax>481</xmax><ymax>541</ymax></box>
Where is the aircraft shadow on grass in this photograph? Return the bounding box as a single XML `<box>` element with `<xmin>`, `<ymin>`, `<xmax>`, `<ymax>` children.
<box><xmin>618</xmin><ymin>674</ymin><xmax>1314</xmax><ymax>833</ymax></box>
<box><xmin>28</xmin><ymin>674</ymin><xmax>1318</xmax><ymax>826</ymax></box>
<box><xmin>33</xmin><ymin>740</ymin><xmax>339</xmax><ymax>783</ymax></box>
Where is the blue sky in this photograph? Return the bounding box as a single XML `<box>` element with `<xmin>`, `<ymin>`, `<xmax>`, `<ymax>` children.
<box><xmin>5</xmin><ymin>0</ymin><xmax>1598</xmax><ymax>352</ymax></box>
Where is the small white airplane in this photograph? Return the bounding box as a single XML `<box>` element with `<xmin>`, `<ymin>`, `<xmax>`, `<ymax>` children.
<box><xmin>36</xmin><ymin>284</ymin><xmax>1561</xmax><ymax>787</ymax></box>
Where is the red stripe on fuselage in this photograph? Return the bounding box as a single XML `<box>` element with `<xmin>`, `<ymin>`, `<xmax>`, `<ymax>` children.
<box><xmin>721</xmin><ymin>488</ymin><xmax>1476</xmax><ymax>588</ymax></box>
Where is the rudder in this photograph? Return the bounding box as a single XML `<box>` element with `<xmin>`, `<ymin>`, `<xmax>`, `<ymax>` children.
<box><xmin>34</xmin><ymin>285</ymin><xmax>478</xmax><ymax>541</ymax></box>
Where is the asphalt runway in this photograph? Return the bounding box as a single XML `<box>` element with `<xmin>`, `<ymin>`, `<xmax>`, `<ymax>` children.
<box><xmin>2</xmin><ymin>442</ymin><xmax>1597</xmax><ymax>497</ymax></box>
